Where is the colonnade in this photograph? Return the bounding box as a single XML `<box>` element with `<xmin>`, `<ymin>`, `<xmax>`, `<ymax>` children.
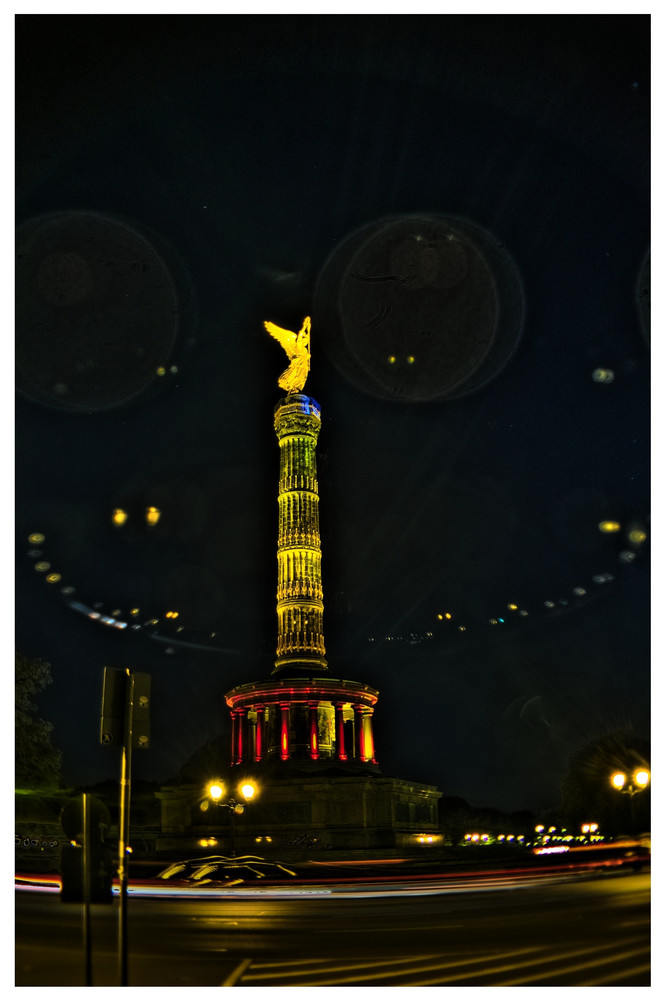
<box><xmin>229</xmin><ymin>700</ymin><xmax>376</xmax><ymax>766</ymax></box>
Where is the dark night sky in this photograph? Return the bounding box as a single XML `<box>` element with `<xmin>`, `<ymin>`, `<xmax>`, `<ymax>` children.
<box><xmin>14</xmin><ymin>13</ymin><xmax>650</xmax><ymax>813</ymax></box>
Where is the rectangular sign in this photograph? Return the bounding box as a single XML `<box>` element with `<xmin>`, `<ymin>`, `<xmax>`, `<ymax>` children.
<box><xmin>100</xmin><ymin>667</ymin><xmax>127</xmax><ymax>746</ymax></box>
<box><xmin>100</xmin><ymin>668</ymin><xmax>151</xmax><ymax>748</ymax></box>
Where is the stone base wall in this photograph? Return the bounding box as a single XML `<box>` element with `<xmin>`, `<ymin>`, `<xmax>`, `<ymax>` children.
<box><xmin>156</xmin><ymin>775</ymin><xmax>441</xmax><ymax>855</ymax></box>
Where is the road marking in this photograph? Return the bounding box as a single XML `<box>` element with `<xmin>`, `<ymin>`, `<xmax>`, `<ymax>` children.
<box><xmin>220</xmin><ymin>959</ymin><xmax>252</xmax><ymax>987</ymax></box>
<box><xmin>397</xmin><ymin>938</ymin><xmax>650</xmax><ymax>987</ymax></box>
<box><xmin>246</xmin><ymin>953</ymin><xmax>444</xmax><ymax>974</ymax></box>
<box><xmin>236</xmin><ymin>936</ymin><xmax>650</xmax><ymax>987</ymax></box>
<box><xmin>240</xmin><ymin>947</ymin><xmax>541</xmax><ymax>984</ymax></box>
<box><xmin>577</xmin><ymin>960</ymin><xmax>651</xmax><ymax>987</ymax></box>
<box><xmin>496</xmin><ymin>941</ymin><xmax>650</xmax><ymax>987</ymax></box>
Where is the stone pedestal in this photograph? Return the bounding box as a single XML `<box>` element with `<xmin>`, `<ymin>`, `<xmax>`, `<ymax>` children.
<box><xmin>156</xmin><ymin>774</ymin><xmax>441</xmax><ymax>855</ymax></box>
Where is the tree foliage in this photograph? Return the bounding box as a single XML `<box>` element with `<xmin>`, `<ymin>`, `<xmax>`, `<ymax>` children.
<box><xmin>559</xmin><ymin>730</ymin><xmax>650</xmax><ymax>834</ymax></box>
<box><xmin>171</xmin><ymin>734</ymin><xmax>230</xmax><ymax>786</ymax></box>
<box><xmin>15</xmin><ymin>651</ymin><xmax>62</xmax><ymax>789</ymax></box>
<box><xmin>438</xmin><ymin>796</ymin><xmax>535</xmax><ymax>844</ymax></box>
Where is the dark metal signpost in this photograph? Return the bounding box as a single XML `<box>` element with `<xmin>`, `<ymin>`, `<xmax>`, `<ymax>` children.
<box><xmin>100</xmin><ymin>667</ymin><xmax>151</xmax><ymax>987</ymax></box>
<box><xmin>59</xmin><ymin>789</ymin><xmax>113</xmax><ymax>986</ymax></box>
<box><xmin>82</xmin><ymin>792</ymin><xmax>92</xmax><ymax>985</ymax></box>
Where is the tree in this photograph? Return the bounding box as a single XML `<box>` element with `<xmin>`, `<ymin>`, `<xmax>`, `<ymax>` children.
<box><xmin>15</xmin><ymin>651</ymin><xmax>62</xmax><ymax>789</ymax></box>
<box><xmin>438</xmin><ymin>796</ymin><xmax>474</xmax><ymax>845</ymax></box>
<box><xmin>559</xmin><ymin>730</ymin><xmax>650</xmax><ymax>835</ymax></box>
<box><xmin>170</xmin><ymin>734</ymin><xmax>230</xmax><ymax>786</ymax></box>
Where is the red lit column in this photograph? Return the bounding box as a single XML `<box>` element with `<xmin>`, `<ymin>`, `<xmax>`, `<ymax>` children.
<box><xmin>230</xmin><ymin>711</ymin><xmax>238</xmax><ymax>764</ymax></box>
<box><xmin>280</xmin><ymin>703</ymin><xmax>290</xmax><ymax>760</ymax></box>
<box><xmin>354</xmin><ymin>705</ymin><xmax>376</xmax><ymax>763</ymax></box>
<box><xmin>255</xmin><ymin>706</ymin><xmax>265</xmax><ymax>762</ymax></box>
<box><xmin>309</xmin><ymin>702</ymin><xmax>319</xmax><ymax>759</ymax></box>
<box><xmin>354</xmin><ymin>705</ymin><xmax>363</xmax><ymax>760</ymax></box>
<box><xmin>236</xmin><ymin>708</ymin><xmax>247</xmax><ymax>764</ymax></box>
<box><xmin>334</xmin><ymin>702</ymin><xmax>347</xmax><ymax>761</ymax></box>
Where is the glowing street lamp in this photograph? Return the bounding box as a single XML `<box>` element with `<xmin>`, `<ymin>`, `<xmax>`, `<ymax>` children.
<box><xmin>610</xmin><ymin>768</ymin><xmax>650</xmax><ymax>835</ymax></box>
<box><xmin>610</xmin><ymin>769</ymin><xmax>650</xmax><ymax>796</ymax></box>
<box><xmin>145</xmin><ymin>506</ymin><xmax>161</xmax><ymax>527</ymax></box>
<box><xmin>203</xmin><ymin>779</ymin><xmax>258</xmax><ymax>855</ymax></box>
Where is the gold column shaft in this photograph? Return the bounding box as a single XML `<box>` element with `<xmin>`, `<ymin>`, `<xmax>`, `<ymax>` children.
<box><xmin>273</xmin><ymin>395</ymin><xmax>328</xmax><ymax>675</ymax></box>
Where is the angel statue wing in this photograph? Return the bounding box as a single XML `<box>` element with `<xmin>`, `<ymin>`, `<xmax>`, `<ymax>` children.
<box><xmin>264</xmin><ymin>316</ymin><xmax>311</xmax><ymax>394</ymax></box>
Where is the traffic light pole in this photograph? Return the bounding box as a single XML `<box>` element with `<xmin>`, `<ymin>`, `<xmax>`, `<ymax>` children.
<box><xmin>117</xmin><ymin>670</ymin><xmax>134</xmax><ymax>987</ymax></box>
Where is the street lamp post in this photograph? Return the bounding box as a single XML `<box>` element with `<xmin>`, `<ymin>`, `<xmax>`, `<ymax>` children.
<box><xmin>610</xmin><ymin>768</ymin><xmax>650</xmax><ymax>834</ymax></box>
<box><xmin>205</xmin><ymin>780</ymin><xmax>257</xmax><ymax>856</ymax></box>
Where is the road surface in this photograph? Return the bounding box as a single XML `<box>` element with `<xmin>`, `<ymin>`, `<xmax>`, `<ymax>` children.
<box><xmin>15</xmin><ymin>866</ymin><xmax>650</xmax><ymax>986</ymax></box>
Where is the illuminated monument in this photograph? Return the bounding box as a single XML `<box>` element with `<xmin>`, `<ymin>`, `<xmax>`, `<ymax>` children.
<box><xmin>224</xmin><ymin>318</ymin><xmax>379</xmax><ymax>773</ymax></box>
<box><xmin>157</xmin><ymin>317</ymin><xmax>440</xmax><ymax>853</ymax></box>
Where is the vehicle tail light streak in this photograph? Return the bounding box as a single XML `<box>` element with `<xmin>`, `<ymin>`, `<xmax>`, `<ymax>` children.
<box><xmin>15</xmin><ymin>875</ymin><xmax>62</xmax><ymax>893</ymax></box>
<box><xmin>16</xmin><ymin>854</ymin><xmax>642</xmax><ymax>900</ymax></box>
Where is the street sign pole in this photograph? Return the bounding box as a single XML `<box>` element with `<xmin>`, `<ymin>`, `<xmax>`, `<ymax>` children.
<box><xmin>100</xmin><ymin>666</ymin><xmax>150</xmax><ymax>987</ymax></box>
<box><xmin>82</xmin><ymin>792</ymin><xmax>92</xmax><ymax>986</ymax></box>
<box><xmin>118</xmin><ymin>669</ymin><xmax>134</xmax><ymax>987</ymax></box>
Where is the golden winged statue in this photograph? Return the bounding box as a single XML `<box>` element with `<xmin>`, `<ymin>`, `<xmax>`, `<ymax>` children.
<box><xmin>264</xmin><ymin>315</ymin><xmax>311</xmax><ymax>394</ymax></box>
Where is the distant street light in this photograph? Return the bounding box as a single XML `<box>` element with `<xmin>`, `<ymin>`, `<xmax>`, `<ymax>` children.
<box><xmin>610</xmin><ymin>769</ymin><xmax>650</xmax><ymax>796</ymax></box>
<box><xmin>203</xmin><ymin>779</ymin><xmax>258</xmax><ymax>855</ymax></box>
<box><xmin>610</xmin><ymin>768</ymin><xmax>650</xmax><ymax>834</ymax></box>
